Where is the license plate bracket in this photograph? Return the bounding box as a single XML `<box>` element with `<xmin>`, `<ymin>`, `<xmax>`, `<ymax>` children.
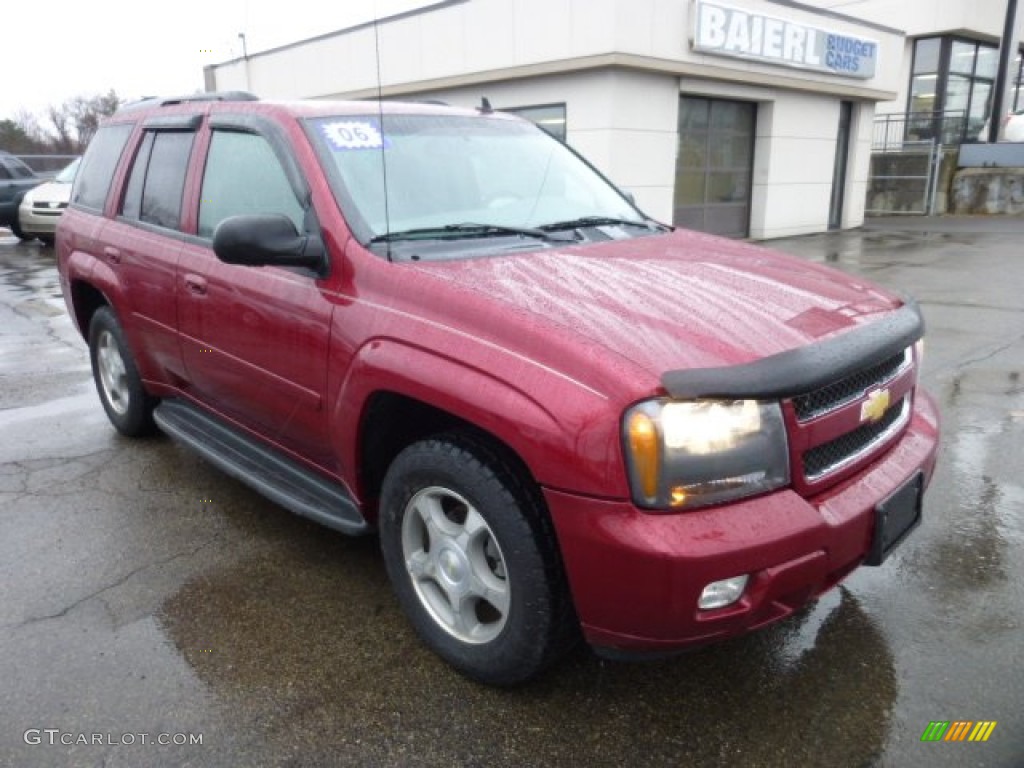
<box><xmin>865</xmin><ymin>472</ymin><xmax>923</xmax><ymax>566</ymax></box>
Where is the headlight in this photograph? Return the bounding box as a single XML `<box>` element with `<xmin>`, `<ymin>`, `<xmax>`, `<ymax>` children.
<box><xmin>623</xmin><ymin>399</ymin><xmax>789</xmax><ymax>509</ymax></box>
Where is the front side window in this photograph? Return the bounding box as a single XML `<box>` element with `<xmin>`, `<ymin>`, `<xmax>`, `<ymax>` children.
<box><xmin>198</xmin><ymin>131</ymin><xmax>305</xmax><ymax>239</ymax></box>
<box><xmin>309</xmin><ymin>114</ymin><xmax>643</xmax><ymax>250</ymax></box>
<box><xmin>71</xmin><ymin>123</ymin><xmax>133</xmax><ymax>211</ymax></box>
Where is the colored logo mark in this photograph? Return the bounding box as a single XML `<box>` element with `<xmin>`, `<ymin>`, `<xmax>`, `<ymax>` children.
<box><xmin>921</xmin><ymin>721</ymin><xmax>997</xmax><ymax>742</ymax></box>
<box><xmin>860</xmin><ymin>387</ymin><xmax>891</xmax><ymax>424</ymax></box>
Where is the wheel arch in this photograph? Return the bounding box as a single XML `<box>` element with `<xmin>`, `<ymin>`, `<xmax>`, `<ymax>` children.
<box><xmin>69</xmin><ymin>280</ymin><xmax>111</xmax><ymax>340</ymax></box>
<box><xmin>336</xmin><ymin>339</ymin><xmax>625</xmax><ymax>515</ymax></box>
<box><xmin>356</xmin><ymin>390</ymin><xmax>544</xmax><ymax>524</ymax></box>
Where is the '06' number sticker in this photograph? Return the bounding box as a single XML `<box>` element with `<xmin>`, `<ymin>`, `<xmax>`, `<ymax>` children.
<box><xmin>321</xmin><ymin>121</ymin><xmax>386</xmax><ymax>150</ymax></box>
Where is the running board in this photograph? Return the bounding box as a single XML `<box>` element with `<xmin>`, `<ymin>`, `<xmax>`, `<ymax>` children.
<box><xmin>153</xmin><ymin>399</ymin><xmax>369</xmax><ymax>536</ymax></box>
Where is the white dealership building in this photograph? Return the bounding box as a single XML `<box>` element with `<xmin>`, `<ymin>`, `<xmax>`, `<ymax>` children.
<box><xmin>205</xmin><ymin>0</ymin><xmax>1024</xmax><ymax>239</ymax></box>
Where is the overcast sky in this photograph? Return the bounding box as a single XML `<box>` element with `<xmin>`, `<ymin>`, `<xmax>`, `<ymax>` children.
<box><xmin>0</xmin><ymin>0</ymin><xmax>430</xmax><ymax>124</ymax></box>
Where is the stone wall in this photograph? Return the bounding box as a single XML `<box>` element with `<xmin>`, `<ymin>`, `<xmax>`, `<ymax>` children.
<box><xmin>950</xmin><ymin>169</ymin><xmax>1024</xmax><ymax>215</ymax></box>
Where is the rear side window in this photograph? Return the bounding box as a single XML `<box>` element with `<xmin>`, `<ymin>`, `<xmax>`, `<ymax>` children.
<box><xmin>119</xmin><ymin>131</ymin><xmax>194</xmax><ymax>230</ymax></box>
<box><xmin>0</xmin><ymin>162</ymin><xmax>10</xmax><ymax>180</ymax></box>
<box><xmin>198</xmin><ymin>131</ymin><xmax>304</xmax><ymax>239</ymax></box>
<box><xmin>120</xmin><ymin>133</ymin><xmax>154</xmax><ymax>221</ymax></box>
<box><xmin>71</xmin><ymin>124</ymin><xmax>134</xmax><ymax>211</ymax></box>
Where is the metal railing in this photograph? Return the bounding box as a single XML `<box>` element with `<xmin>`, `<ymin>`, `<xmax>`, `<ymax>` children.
<box><xmin>872</xmin><ymin>111</ymin><xmax>968</xmax><ymax>152</ymax></box>
<box><xmin>866</xmin><ymin>140</ymin><xmax>944</xmax><ymax>216</ymax></box>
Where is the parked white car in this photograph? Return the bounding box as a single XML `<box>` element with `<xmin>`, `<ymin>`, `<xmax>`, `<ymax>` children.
<box><xmin>17</xmin><ymin>157</ymin><xmax>80</xmax><ymax>245</ymax></box>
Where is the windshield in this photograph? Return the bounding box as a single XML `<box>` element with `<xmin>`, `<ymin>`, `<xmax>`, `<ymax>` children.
<box><xmin>55</xmin><ymin>157</ymin><xmax>81</xmax><ymax>184</ymax></box>
<box><xmin>308</xmin><ymin>113</ymin><xmax>647</xmax><ymax>246</ymax></box>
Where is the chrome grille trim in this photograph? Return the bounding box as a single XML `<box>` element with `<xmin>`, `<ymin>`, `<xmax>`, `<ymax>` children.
<box><xmin>792</xmin><ymin>348</ymin><xmax>911</xmax><ymax>422</ymax></box>
<box><xmin>802</xmin><ymin>396</ymin><xmax>911</xmax><ymax>481</ymax></box>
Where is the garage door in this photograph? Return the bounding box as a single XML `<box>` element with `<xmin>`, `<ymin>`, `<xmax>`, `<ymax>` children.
<box><xmin>673</xmin><ymin>97</ymin><xmax>756</xmax><ymax>238</ymax></box>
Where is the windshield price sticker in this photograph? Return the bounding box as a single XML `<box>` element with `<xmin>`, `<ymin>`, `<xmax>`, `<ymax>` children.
<box><xmin>321</xmin><ymin>121</ymin><xmax>387</xmax><ymax>150</ymax></box>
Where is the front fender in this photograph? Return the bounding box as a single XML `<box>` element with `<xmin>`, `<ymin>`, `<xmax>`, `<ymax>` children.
<box><xmin>332</xmin><ymin>339</ymin><xmax>629</xmax><ymax>500</ymax></box>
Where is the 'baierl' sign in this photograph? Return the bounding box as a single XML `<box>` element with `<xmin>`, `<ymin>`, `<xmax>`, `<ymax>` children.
<box><xmin>692</xmin><ymin>0</ymin><xmax>878</xmax><ymax>79</ymax></box>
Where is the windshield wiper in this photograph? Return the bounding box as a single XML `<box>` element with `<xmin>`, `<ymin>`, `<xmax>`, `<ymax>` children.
<box><xmin>538</xmin><ymin>216</ymin><xmax>661</xmax><ymax>232</ymax></box>
<box><xmin>370</xmin><ymin>223</ymin><xmax>574</xmax><ymax>244</ymax></box>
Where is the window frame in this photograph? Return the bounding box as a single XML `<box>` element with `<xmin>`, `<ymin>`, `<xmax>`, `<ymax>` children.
<box><xmin>115</xmin><ymin>126</ymin><xmax>197</xmax><ymax>234</ymax></box>
<box><xmin>906</xmin><ymin>35</ymin><xmax>1000</xmax><ymax>143</ymax></box>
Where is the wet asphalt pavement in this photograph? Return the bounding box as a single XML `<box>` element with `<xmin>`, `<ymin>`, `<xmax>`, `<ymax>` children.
<box><xmin>1</xmin><ymin>218</ymin><xmax>1022</xmax><ymax>767</ymax></box>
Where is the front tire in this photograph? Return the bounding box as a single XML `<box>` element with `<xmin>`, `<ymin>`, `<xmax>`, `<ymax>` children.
<box><xmin>379</xmin><ymin>435</ymin><xmax>575</xmax><ymax>685</ymax></box>
<box><xmin>88</xmin><ymin>306</ymin><xmax>156</xmax><ymax>436</ymax></box>
<box><xmin>10</xmin><ymin>215</ymin><xmax>32</xmax><ymax>241</ymax></box>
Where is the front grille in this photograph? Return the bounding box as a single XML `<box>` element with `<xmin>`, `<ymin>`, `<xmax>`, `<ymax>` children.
<box><xmin>792</xmin><ymin>349</ymin><xmax>909</xmax><ymax>421</ymax></box>
<box><xmin>802</xmin><ymin>398</ymin><xmax>908</xmax><ymax>480</ymax></box>
<box><xmin>33</xmin><ymin>201</ymin><xmax>68</xmax><ymax>210</ymax></box>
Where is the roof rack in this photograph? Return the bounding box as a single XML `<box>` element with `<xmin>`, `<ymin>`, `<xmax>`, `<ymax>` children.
<box><xmin>119</xmin><ymin>91</ymin><xmax>259</xmax><ymax>112</ymax></box>
<box><xmin>160</xmin><ymin>91</ymin><xmax>259</xmax><ymax>106</ymax></box>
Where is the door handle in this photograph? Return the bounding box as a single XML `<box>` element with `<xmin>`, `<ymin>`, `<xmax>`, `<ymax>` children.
<box><xmin>183</xmin><ymin>273</ymin><xmax>208</xmax><ymax>296</ymax></box>
<box><xmin>103</xmin><ymin>246</ymin><xmax>122</xmax><ymax>264</ymax></box>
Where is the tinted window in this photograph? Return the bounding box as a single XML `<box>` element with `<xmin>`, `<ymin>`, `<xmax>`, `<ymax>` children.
<box><xmin>120</xmin><ymin>133</ymin><xmax>154</xmax><ymax>221</ymax></box>
<box><xmin>0</xmin><ymin>162</ymin><xmax>10</xmax><ymax>180</ymax></box>
<box><xmin>198</xmin><ymin>131</ymin><xmax>304</xmax><ymax>239</ymax></box>
<box><xmin>140</xmin><ymin>132</ymin><xmax>194</xmax><ymax>230</ymax></box>
<box><xmin>72</xmin><ymin>124</ymin><xmax>133</xmax><ymax>210</ymax></box>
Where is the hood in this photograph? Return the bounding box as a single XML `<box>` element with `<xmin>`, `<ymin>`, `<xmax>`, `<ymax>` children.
<box><xmin>23</xmin><ymin>180</ymin><xmax>72</xmax><ymax>205</ymax></box>
<box><xmin>412</xmin><ymin>229</ymin><xmax>902</xmax><ymax>391</ymax></box>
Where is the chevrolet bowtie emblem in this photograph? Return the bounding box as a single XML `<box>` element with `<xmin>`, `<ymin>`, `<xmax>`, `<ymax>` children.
<box><xmin>860</xmin><ymin>388</ymin><xmax>891</xmax><ymax>424</ymax></box>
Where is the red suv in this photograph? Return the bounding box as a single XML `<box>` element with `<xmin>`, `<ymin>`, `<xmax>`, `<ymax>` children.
<box><xmin>57</xmin><ymin>93</ymin><xmax>939</xmax><ymax>685</ymax></box>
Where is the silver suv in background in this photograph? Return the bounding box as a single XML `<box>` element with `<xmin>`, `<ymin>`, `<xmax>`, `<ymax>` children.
<box><xmin>0</xmin><ymin>151</ymin><xmax>42</xmax><ymax>239</ymax></box>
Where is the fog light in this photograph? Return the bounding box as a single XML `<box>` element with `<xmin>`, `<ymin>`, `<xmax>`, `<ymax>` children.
<box><xmin>698</xmin><ymin>575</ymin><xmax>749</xmax><ymax>610</ymax></box>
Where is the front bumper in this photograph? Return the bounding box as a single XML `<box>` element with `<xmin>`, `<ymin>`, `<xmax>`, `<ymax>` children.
<box><xmin>545</xmin><ymin>390</ymin><xmax>939</xmax><ymax>654</ymax></box>
<box><xmin>18</xmin><ymin>200</ymin><xmax>63</xmax><ymax>236</ymax></box>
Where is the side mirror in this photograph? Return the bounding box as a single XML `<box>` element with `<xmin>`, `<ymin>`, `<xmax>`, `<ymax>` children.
<box><xmin>212</xmin><ymin>214</ymin><xmax>325</xmax><ymax>273</ymax></box>
<box><xmin>618</xmin><ymin>187</ymin><xmax>637</xmax><ymax>205</ymax></box>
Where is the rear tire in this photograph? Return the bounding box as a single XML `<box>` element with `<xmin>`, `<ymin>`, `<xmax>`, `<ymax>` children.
<box><xmin>88</xmin><ymin>306</ymin><xmax>156</xmax><ymax>436</ymax></box>
<box><xmin>379</xmin><ymin>434</ymin><xmax>575</xmax><ymax>685</ymax></box>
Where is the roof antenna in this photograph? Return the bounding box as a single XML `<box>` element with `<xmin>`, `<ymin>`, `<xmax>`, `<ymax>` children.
<box><xmin>479</xmin><ymin>97</ymin><xmax>493</xmax><ymax>114</ymax></box>
<box><xmin>373</xmin><ymin>8</ymin><xmax>392</xmax><ymax>262</ymax></box>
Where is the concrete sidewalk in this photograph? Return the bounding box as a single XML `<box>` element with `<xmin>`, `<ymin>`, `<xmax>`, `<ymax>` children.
<box><xmin>862</xmin><ymin>213</ymin><xmax>1024</xmax><ymax>233</ymax></box>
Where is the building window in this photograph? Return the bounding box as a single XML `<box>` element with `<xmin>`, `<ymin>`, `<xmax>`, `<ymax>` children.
<box><xmin>1013</xmin><ymin>51</ymin><xmax>1023</xmax><ymax>112</ymax></box>
<box><xmin>503</xmin><ymin>104</ymin><xmax>566</xmax><ymax>142</ymax></box>
<box><xmin>907</xmin><ymin>36</ymin><xmax>999</xmax><ymax>141</ymax></box>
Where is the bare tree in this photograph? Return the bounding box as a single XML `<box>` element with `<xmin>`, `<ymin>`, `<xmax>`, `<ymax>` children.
<box><xmin>4</xmin><ymin>89</ymin><xmax>122</xmax><ymax>154</ymax></box>
<box><xmin>69</xmin><ymin>90</ymin><xmax>121</xmax><ymax>147</ymax></box>
<box><xmin>46</xmin><ymin>104</ymin><xmax>75</xmax><ymax>153</ymax></box>
<box><xmin>0</xmin><ymin>111</ymin><xmax>49</xmax><ymax>154</ymax></box>
<box><xmin>13</xmin><ymin>109</ymin><xmax>47</xmax><ymax>147</ymax></box>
